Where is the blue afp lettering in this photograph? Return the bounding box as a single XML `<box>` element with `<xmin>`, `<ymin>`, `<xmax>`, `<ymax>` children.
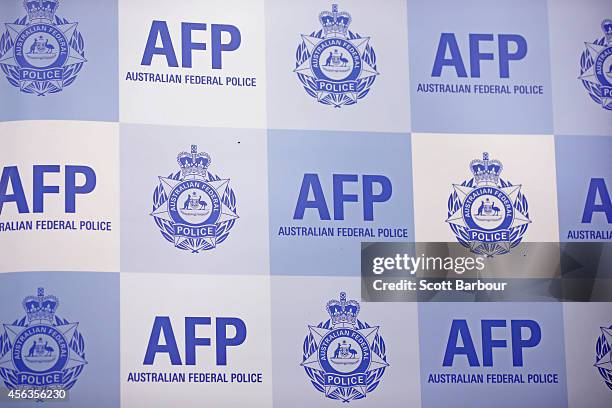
<box><xmin>582</xmin><ymin>178</ymin><xmax>612</xmax><ymax>223</ymax></box>
<box><xmin>293</xmin><ymin>174</ymin><xmax>392</xmax><ymax>221</ymax></box>
<box><xmin>432</xmin><ymin>33</ymin><xmax>527</xmax><ymax>78</ymax></box>
<box><xmin>141</xmin><ymin>21</ymin><xmax>241</xmax><ymax>69</ymax></box>
<box><xmin>443</xmin><ymin>319</ymin><xmax>541</xmax><ymax>367</ymax></box>
<box><xmin>0</xmin><ymin>165</ymin><xmax>96</xmax><ymax>214</ymax></box>
<box><xmin>143</xmin><ymin>316</ymin><xmax>247</xmax><ymax>366</ymax></box>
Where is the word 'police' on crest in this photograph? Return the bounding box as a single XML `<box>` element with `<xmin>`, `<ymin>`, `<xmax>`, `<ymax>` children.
<box><xmin>294</xmin><ymin>4</ymin><xmax>378</xmax><ymax>108</ymax></box>
<box><xmin>301</xmin><ymin>292</ymin><xmax>388</xmax><ymax>403</ymax></box>
<box><xmin>0</xmin><ymin>287</ymin><xmax>87</xmax><ymax>391</ymax></box>
<box><xmin>579</xmin><ymin>19</ymin><xmax>612</xmax><ymax>110</ymax></box>
<box><xmin>0</xmin><ymin>0</ymin><xmax>86</xmax><ymax>96</ymax></box>
<box><xmin>151</xmin><ymin>145</ymin><xmax>238</xmax><ymax>253</ymax></box>
<box><xmin>447</xmin><ymin>152</ymin><xmax>531</xmax><ymax>257</ymax></box>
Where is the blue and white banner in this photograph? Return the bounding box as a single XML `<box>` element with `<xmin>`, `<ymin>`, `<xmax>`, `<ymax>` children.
<box><xmin>1</xmin><ymin>0</ymin><xmax>611</xmax><ymax>407</ymax></box>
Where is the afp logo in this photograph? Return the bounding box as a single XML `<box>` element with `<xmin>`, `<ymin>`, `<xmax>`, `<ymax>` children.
<box><xmin>301</xmin><ymin>292</ymin><xmax>388</xmax><ymax>403</ymax></box>
<box><xmin>432</xmin><ymin>33</ymin><xmax>527</xmax><ymax>79</ymax></box>
<box><xmin>127</xmin><ymin>19</ymin><xmax>259</xmax><ymax>88</ymax></box>
<box><xmin>594</xmin><ymin>325</ymin><xmax>612</xmax><ymax>391</ymax></box>
<box><xmin>0</xmin><ymin>288</ymin><xmax>87</xmax><ymax>390</ymax></box>
<box><xmin>579</xmin><ymin>19</ymin><xmax>612</xmax><ymax>111</ymax></box>
<box><xmin>126</xmin><ymin>314</ymin><xmax>262</xmax><ymax>385</ymax></box>
<box><xmin>294</xmin><ymin>4</ymin><xmax>379</xmax><ymax>108</ymax></box>
<box><xmin>141</xmin><ymin>21</ymin><xmax>240</xmax><ymax>70</ymax></box>
<box><xmin>447</xmin><ymin>152</ymin><xmax>531</xmax><ymax>256</ymax></box>
<box><xmin>294</xmin><ymin>174</ymin><xmax>392</xmax><ymax>221</ymax></box>
<box><xmin>0</xmin><ymin>164</ymin><xmax>96</xmax><ymax>218</ymax></box>
<box><xmin>567</xmin><ymin>178</ymin><xmax>612</xmax><ymax>240</ymax></box>
<box><xmin>443</xmin><ymin>319</ymin><xmax>540</xmax><ymax>367</ymax></box>
<box><xmin>430</xmin><ymin>318</ymin><xmax>561</xmax><ymax>386</ymax></box>
<box><xmin>151</xmin><ymin>145</ymin><xmax>238</xmax><ymax>253</ymax></box>
<box><xmin>419</xmin><ymin>32</ymin><xmax>544</xmax><ymax>96</ymax></box>
<box><xmin>0</xmin><ymin>164</ymin><xmax>112</xmax><ymax>234</ymax></box>
<box><xmin>143</xmin><ymin>316</ymin><xmax>246</xmax><ymax>366</ymax></box>
<box><xmin>582</xmin><ymin>178</ymin><xmax>612</xmax><ymax>225</ymax></box>
<box><xmin>280</xmin><ymin>173</ymin><xmax>407</xmax><ymax>239</ymax></box>
<box><xmin>0</xmin><ymin>0</ymin><xmax>86</xmax><ymax>96</ymax></box>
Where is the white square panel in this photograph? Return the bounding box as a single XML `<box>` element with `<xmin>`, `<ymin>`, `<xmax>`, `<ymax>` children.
<box><xmin>120</xmin><ymin>273</ymin><xmax>273</xmax><ymax>407</ymax></box>
<box><xmin>119</xmin><ymin>0</ymin><xmax>266</xmax><ymax>129</ymax></box>
<box><xmin>0</xmin><ymin>121</ymin><xmax>119</xmax><ymax>272</ymax></box>
<box><xmin>411</xmin><ymin>133</ymin><xmax>559</xmax><ymax>244</ymax></box>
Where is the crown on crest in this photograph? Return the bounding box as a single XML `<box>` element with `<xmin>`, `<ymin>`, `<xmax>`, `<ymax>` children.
<box><xmin>319</xmin><ymin>4</ymin><xmax>351</xmax><ymax>38</ymax></box>
<box><xmin>177</xmin><ymin>145</ymin><xmax>211</xmax><ymax>178</ymax></box>
<box><xmin>326</xmin><ymin>292</ymin><xmax>360</xmax><ymax>326</ymax></box>
<box><xmin>470</xmin><ymin>152</ymin><xmax>503</xmax><ymax>186</ymax></box>
<box><xmin>602</xmin><ymin>19</ymin><xmax>612</xmax><ymax>44</ymax></box>
<box><xmin>22</xmin><ymin>288</ymin><xmax>59</xmax><ymax>323</ymax></box>
<box><xmin>24</xmin><ymin>0</ymin><xmax>59</xmax><ymax>24</ymax></box>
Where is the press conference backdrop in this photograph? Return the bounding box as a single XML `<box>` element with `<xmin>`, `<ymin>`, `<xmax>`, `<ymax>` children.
<box><xmin>0</xmin><ymin>0</ymin><xmax>611</xmax><ymax>407</ymax></box>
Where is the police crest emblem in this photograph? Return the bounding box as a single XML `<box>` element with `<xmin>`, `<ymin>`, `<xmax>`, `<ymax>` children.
<box><xmin>447</xmin><ymin>152</ymin><xmax>531</xmax><ymax>257</ymax></box>
<box><xmin>0</xmin><ymin>288</ymin><xmax>87</xmax><ymax>391</ymax></box>
<box><xmin>579</xmin><ymin>19</ymin><xmax>612</xmax><ymax>110</ymax></box>
<box><xmin>301</xmin><ymin>292</ymin><xmax>388</xmax><ymax>403</ymax></box>
<box><xmin>595</xmin><ymin>325</ymin><xmax>612</xmax><ymax>391</ymax></box>
<box><xmin>151</xmin><ymin>145</ymin><xmax>239</xmax><ymax>253</ymax></box>
<box><xmin>294</xmin><ymin>4</ymin><xmax>378</xmax><ymax>108</ymax></box>
<box><xmin>0</xmin><ymin>0</ymin><xmax>87</xmax><ymax>96</ymax></box>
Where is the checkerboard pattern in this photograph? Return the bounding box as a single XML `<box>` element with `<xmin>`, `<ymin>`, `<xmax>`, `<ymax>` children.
<box><xmin>0</xmin><ymin>0</ymin><xmax>610</xmax><ymax>406</ymax></box>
